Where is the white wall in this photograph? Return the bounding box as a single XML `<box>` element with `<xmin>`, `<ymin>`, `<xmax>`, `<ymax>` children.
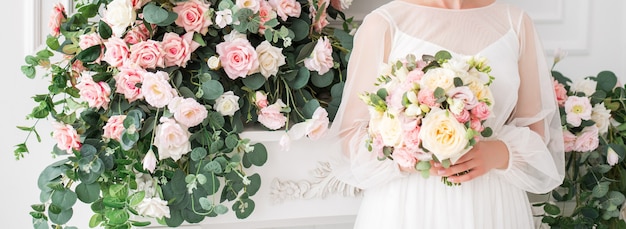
<box><xmin>2</xmin><ymin>1</ymin><xmax>624</xmax><ymax>228</ymax></box>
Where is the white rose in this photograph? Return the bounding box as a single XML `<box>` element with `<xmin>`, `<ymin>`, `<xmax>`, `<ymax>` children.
<box><xmin>420</xmin><ymin>68</ymin><xmax>456</xmax><ymax>92</ymax></box>
<box><xmin>447</xmin><ymin>98</ymin><xmax>465</xmax><ymax>115</ymax></box>
<box><xmin>256</xmin><ymin>41</ymin><xmax>286</xmax><ymax>78</ymax></box>
<box><xmin>214</xmin><ymin>91</ymin><xmax>241</xmax><ymax>116</ymax></box>
<box><xmin>154</xmin><ymin>118</ymin><xmax>192</xmax><ymax>161</ymax></box>
<box><xmin>442</xmin><ymin>55</ymin><xmax>470</xmax><ymax>73</ymax></box>
<box><xmin>591</xmin><ymin>103</ymin><xmax>611</xmax><ymax>135</ymax></box>
<box><xmin>571</xmin><ymin>79</ymin><xmax>597</xmax><ymax>96</ymax></box>
<box><xmin>378</xmin><ymin>112</ymin><xmax>404</xmax><ymax>147</ymax></box>
<box><xmin>419</xmin><ymin>108</ymin><xmax>470</xmax><ymax>162</ymax></box>
<box><xmin>103</xmin><ymin>0</ymin><xmax>136</xmax><ymax>38</ymax></box>
<box><xmin>367</xmin><ymin>107</ymin><xmax>384</xmax><ymax>135</ymax></box>
<box><xmin>136</xmin><ymin>197</ymin><xmax>171</xmax><ymax>218</ymax></box>
<box><xmin>207</xmin><ymin>56</ymin><xmax>221</xmax><ymax>70</ymax></box>
<box><xmin>340</xmin><ymin>0</ymin><xmax>353</xmax><ymax>9</ymax></box>
<box><xmin>224</xmin><ymin>30</ymin><xmax>247</xmax><ymax>42</ymax></box>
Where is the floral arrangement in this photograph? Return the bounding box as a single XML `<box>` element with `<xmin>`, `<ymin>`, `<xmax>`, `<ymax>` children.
<box><xmin>16</xmin><ymin>0</ymin><xmax>354</xmax><ymax>228</ymax></box>
<box><xmin>359</xmin><ymin>50</ymin><xmax>495</xmax><ymax>186</ymax></box>
<box><xmin>537</xmin><ymin>51</ymin><xmax>626</xmax><ymax>228</ymax></box>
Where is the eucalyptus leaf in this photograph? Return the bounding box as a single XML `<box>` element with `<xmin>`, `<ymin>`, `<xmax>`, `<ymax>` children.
<box><xmin>201</xmin><ymin>80</ymin><xmax>224</xmax><ymax>100</ymax></box>
<box><xmin>49</xmin><ymin>208</ymin><xmax>73</xmax><ymax>225</ymax></box>
<box><xmin>75</xmin><ymin>182</ymin><xmax>100</xmax><ymax>203</ymax></box>
<box><xmin>311</xmin><ymin>70</ymin><xmax>335</xmax><ymax>88</ymax></box>
<box><xmin>247</xmin><ymin>143</ymin><xmax>268</xmax><ymax>166</ymax></box>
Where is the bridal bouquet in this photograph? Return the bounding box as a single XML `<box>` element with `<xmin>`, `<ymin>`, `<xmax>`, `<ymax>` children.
<box><xmin>360</xmin><ymin>51</ymin><xmax>495</xmax><ymax>185</ymax></box>
<box><xmin>16</xmin><ymin>0</ymin><xmax>353</xmax><ymax>228</ymax></box>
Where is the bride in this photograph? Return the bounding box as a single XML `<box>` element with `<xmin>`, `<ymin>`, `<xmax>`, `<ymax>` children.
<box><xmin>329</xmin><ymin>0</ymin><xmax>565</xmax><ymax>228</ymax></box>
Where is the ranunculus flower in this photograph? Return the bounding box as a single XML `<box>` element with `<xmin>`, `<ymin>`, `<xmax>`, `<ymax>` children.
<box><xmin>420</xmin><ymin>68</ymin><xmax>456</xmax><ymax>92</ymax></box>
<box><xmin>214</xmin><ymin>91</ymin><xmax>241</xmax><ymax>116</ymax></box>
<box><xmin>574</xmin><ymin>125</ymin><xmax>599</xmax><ymax>153</ymax></box>
<box><xmin>141</xmin><ymin>71</ymin><xmax>177</xmax><ymax>108</ymax></box>
<box><xmin>419</xmin><ymin>107</ymin><xmax>470</xmax><ymax>162</ymax></box>
<box><xmin>162</xmin><ymin>32</ymin><xmax>200</xmax><ymax>67</ymax></box>
<box><xmin>305</xmin><ymin>107</ymin><xmax>329</xmax><ymax>140</ymax></box>
<box><xmin>114</xmin><ymin>66</ymin><xmax>146</xmax><ymax>102</ymax></box>
<box><xmin>570</xmin><ymin>79</ymin><xmax>597</xmax><ymax>97</ymax></box>
<box><xmin>591</xmin><ymin>102</ymin><xmax>611</xmax><ymax>135</ymax></box>
<box><xmin>78</xmin><ymin>33</ymin><xmax>104</xmax><ymax>63</ymax></box>
<box><xmin>76</xmin><ymin>73</ymin><xmax>112</xmax><ymax>110</ymax></box>
<box><xmin>51</xmin><ymin>121</ymin><xmax>81</xmax><ymax>154</ymax></box>
<box><xmin>168</xmin><ymin>97</ymin><xmax>208</xmax><ymax>127</ymax></box>
<box><xmin>563</xmin><ymin>129</ymin><xmax>577</xmax><ymax>152</ymax></box>
<box><xmin>49</xmin><ymin>3</ymin><xmax>66</xmax><ymax>37</ymax></box>
<box><xmin>136</xmin><ymin>197</ymin><xmax>171</xmax><ymax>218</ymax></box>
<box><xmin>154</xmin><ymin>117</ymin><xmax>192</xmax><ymax>161</ymax></box>
<box><xmin>216</xmin><ymin>38</ymin><xmax>259</xmax><ymax>79</ymax></box>
<box><xmin>258</xmin><ymin>100</ymin><xmax>287</xmax><ymax>130</ymax></box>
<box><xmin>470</xmin><ymin>102</ymin><xmax>491</xmax><ymax>121</ymax></box>
<box><xmin>103</xmin><ymin>37</ymin><xmax>130</xmax><ymax>67</ymax></box>
<box><xmin>254</xmin><ymin>91</ymin><xmax>269</xmax><ymax>108</ymax></box>
<box><xmin>103</xmin><ymin>115</ymin><xmax>127</xmax><ymax>141</ymax></box>
<box><xmin>173</xmin><ymin>0</ymin><xmax>212</xmax><ymax>35</ymax></box>
<box><xmin>215</xmin><ymin>9</ymin><xmax>233</xmax><ymax>28</ymax></box>
<box><xmin>256</xmin><ymin>41</ymin><xmax>286</xmax><ymax>78</ymax></box>
<box><xmin>142</xmin><ymin>149</ymin><xmax>157</xmax><ymax>173</ymax></box>
<box><xmin>308</xmin><ymin>0</ymin><xmax>329</xmax><ymax>32</ymax></box>
<box><xmin>269</xmin><ymin>0</ymin><xmax>301</xmax><ymax>21</ymax></box>
<box><xmin>553</xmin><ymin>80</ymin><xmax>568</xmax><ymax>107</ymax></box>
<box><xmin>236</xmin><ymin>0</ymin><xmax>261</xmax><ymax>13</ymax></box>
<box><xmin>564</xmin><ymin>96</ymin><xmax>592</xmax><ymax>127</ymax></box>
<box><xmin>304</xmin><ymin>37</ymin><xmax>334</xmax><ymax>75</ymax></box>
<box><xmin>607</xmin><ymin>147</ymin><xmax>619</xmax><ymax>166</ymax></box>
<box><xmin>103</xmin><ymin>0</ymin><xmax>136</xmax><ymax>38</ymax></box>
<box><xmin>130</xmin><ymin>40</ymin><xmax>164</xmax><ymax>69</ymax></box>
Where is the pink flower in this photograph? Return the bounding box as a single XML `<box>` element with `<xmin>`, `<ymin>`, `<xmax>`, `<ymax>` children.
<box><xmin>216</xmin><ymin>38</ymin><xmax>259</xmax><ymax>79</ymax></box>
<box><xmin>406</xmin><ymin>69</ymin><xmax>424</xmax><ymax>83</ymax></box>
<box><xmin>168</xmin><ymin>97</ymin><xmax>208</xmax><ymax>127</ymax></box>
<box><xmin>392</xmin><ymin>147</ymin><xmax>418</xmax><ymax>169</ymax></box>
<box><xmin>78</xmin><ymin>33</ymin><xmax>104</xmax><ymax>63</ymax></box>
<box><xmin>131</xmin><ymin>0</ymin><xmax>148</xmax><ymax>9</ymax></box>
<box><xmin>470</xmin><ymin>118</ymin><xmax>484</xmax><ymax>132</ymax></box>
<box><xmin>308</xmin><ymin>0</ymin><xmax>329</xmax><ymax>32</ymax></box>
<box><xmin>173</xmin><ymin>0</ymin><xmax>212</xmax><ymax>35</ymax></box>
<box><xmin>258</xmin><ymin>1</ymin><xmax>277</xmax><ymax>34</ymax></box>
<box><xmin>49</xmin><ymin>3</ymin><xmax>66</xmax><ymax>37</ymax></box>
<box><xmin>142</xmin><ymin>149</ymin><xmax>157</xmax><ymax>173</ymax></box>
<box><xmin>371</xmin><ymin>134</ymin><xmax>385</xmax><ymax>159</ymax></box>
<box><xmin>304</xmin><ymin>37</ymin><xmax>334</xmax><ymax>75</ymax></box>
<box><xmin>454</xmin><ymin>109</ymin><xmax>471</xmax><ymax>123</ymax></box>
<box><xmin>470</xmin><ymin>102</ymin><xmax>490</xmax><ymax>121</ymax></box>
<box><xmin>258</xmin><ymin>100</ymin><xmax>287</xmax><ymax>130</ymax></box>
<box><xmin>51</xmin><ymin>121</ymin><xmax>81</xmax><ymax>154</ymax></box>
<box><xmin>124</xmin><ymin>28</ymin><xmax>147</xmax><ymax>45</ymax></box>
<box><xmin>305</xmin><ymin>107</ymin><xmax>330</xmax><ymax>140</ymax></box>
<box><xmin>254</xmin><ymin>91</ymin><xmax>269</xmax><ymax>108</ymax></box>
<box><xmin>564</xmin><ymin>96</ymin><xmax>592</xmax><ymax>127</ymax></box>
<box><xmin>562</xmin><ymin>129</ymin><xmax>577</xmax><ymax>152</ymax></box>
<box><xmin>417</xmin><ymin>88</ymin><xmax>438</xmax><ymax>107</ymax></box>
<box><xmin>553</xmin><ymin>80</ymin><xmax>568</xmax><ymax>107</ymax></box>
<box><xmin>114</xmin><ymin>66</ymin><xmax>146</xmax><ymax>102</ymax></box>
<box><xmin>447</xmin><ymin>86</ymin><xmax>478</xmax><ymax>109</ymax></box>
<box><xmin>607</xmin><ymin>147</ymin><xmax>619</xmax><ymax>166</ymax></box>
<box><xmin>574</xmin><ymin>125</ymin><xmax>599</xmax><ymax>152</ymax></box>
<box><xmin>162</xmin><ymin>32</ymin><xmax>200</xmax><ymax>67</ymax></box>
<box><xmin>130</xmin><ymin>40</ymin><xmax>164</xmax><ymax>69</ymax></box>
<box><xmin>103</xmin><ymin>37</ymin><xmax>130</xmax><ymax>67</ymax></box>
<box><xmin>402</xmin><ymin>119</ymin><xmax>421</xmax><ymax>151</ymax></box>
<box><xmin>76</xmin><ymin>73</ymin><xmax>112</xmax><ymax>110</ymax></box>
<box><xmin>154</xmin><ymin>117</ymin><xmax>192</xmax><ymax>161</ymax></box>
<box><xmin>103</xmin><ymin>115</ymin><xmax>127</xmax><ymax>141</ymax></box>
<box><xmin>141</xmin><ymin>71</ymin><xmax>177</xmax><ymax>108</ymax></box>
<box><xmin>269</xmin><ymin>0</ymin><xmax>301</xmax><ymax>21</ymax></box>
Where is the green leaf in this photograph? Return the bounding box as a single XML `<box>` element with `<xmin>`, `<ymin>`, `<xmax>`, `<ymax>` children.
<box><xmin>201</xmin><ymin>80</ymin><xmax>224</xmax><ymax>100</ymax></box>
<box><xmin>543</xmin><ymin>203</ymin><xmax>561</xmax><ymax>215</ymax></box>
<box><xmin>334</xmin><ymin>28</ymin><xmax>353</xmax><ymax>50</ymax></box>
<box><xmin>596</xmin><ymin>71</ymin><xmax>618</xmax><ymax>92</ymax></box>
<box><xmin>143</xmin><ymin>3</ymin><xmax>169</xmax><ymax>24</ymax></box>
<box><xmin>247</xmin><ymin>143</ymin><xmax>268</xmax><ymax>166</ymax></box>
<box><xmin>291</xmin><ymin>19</ymin><xmax>310</xmax><ymax>41</ymax></box>
<box><xmin>242</xmin><ymin>73</ymin><xmax>266</xmax><ymax>90</ymax></box>
<box><xmin>246</xmin><ymin>173</ymin><xmax>261</xmax><ymax>196</ymax></box>
<box><xmin>233</xmin><ymin>198</ymin><xmax>255</xmax><ymax>219</ymax></box>
<box><xmin>21</xmin><ymin>65</ymin><xmax>36</xmax><ymax>79</ymax></box>
<box><xmin>296</xmin><ymin>42</ymin><xmax>316</xmax><ymax>63</ymax></box>
<box><xmin>75</xmin><ymin>182</ymin><xmax>100</xmax><ymax>203</ymax></box>
<box><xmin>198</xmin><ymin>197</ymin><xmax>212</xmax><ymax>210</ymax></box>
<box><xmin>131</xmin><ymin>221</ymin><xmax>151</xmax><ymax>227</ymax></box>
<box><xmin>78</xmin><ymin>4</ymin><xmax>99</xmax><ymax>18</ymax></box>
<box><xmin>215</xmin><ymin>204</ymin><xmax>229</xmax><ymax>215</ymax></box>
<box><xmin>25</xmin><ymin>55</ymin><xmax>39</xmax><ymax>65</ymax></box>
<box><xmin>31</xmin><ymin>204</ymin><xmax>46</xmax><ymax>212</ymax></box>
<box><xmin>208</xmin><ymin>111</ymin><xmax>226</xmax><ymax>129</ymax></box>
<box><xmin>302</xmin><ymin>99</ymin><xmax>321</xmax><ymax>119</ymax></box>
<box><xmin>98</xmin><ymin>20</ymin><xmax>112</xmax><ymax>39</ymax></box>
<box><xmin>128</xmin><ymin>191</ymin><xmax>145</xmax><ymax>207</ymax></box>
<box><xmin>49</xmin><ymin>208</ymin><xmax>73</xmax><ymax>225</ymax></box>
<box><xmin>165</xmin><ymin>209</ymin><xmax>184</xmax><ymax>227</ymax></box>
<box><xmin>191</xmin><ymin>147</ymin><xmax>208</xmax><ymax>162</ymax></box>
<box><xmin>311</xmin><ymin>70</ymin><xmax>335</xmax><ymax>88</ymax></box>
<box><xmin>435</xmin><ymin>50</ymin><xmax>452</xmax><ymax>62</ymax></box>
<box><xmin>608</xmin><ymin>191</ymin><xmax>626</xmax><ymax>206</ymax></box>
<box><xmin>46</xmin><ymin>35</ymin><xmax>60</xmax><ymax>50</ymax></box>
<box><xmin>75</xmin><ymin>45</ymin><xmax>102</xmax><ymax>63</ymax></box>
<box><xmin>200</xmin><ymin>172</ymin><xmax>220</xmax><ymax>195</ymax></box>
<box><xmin>593</xmin><ymin>182</ymin><xmax>610</xmax><ymax>198</ymax></box>
<box><xmin>225</xmin><ymin>134</ymin><xmax>239</xmax><ymax>150</ymax></box>
<box><xmin>109</xmin><ymin>184</ymin><xmax>128</xmax><ymax>200</ymax></box>
<box><xmin>415</xmin><ymin>160</ymin><xmax>431</xmax><ymax>171</ymax></box>
<box><xmin>288</xmin><ymin>67</ymin><xmax>310</xmax><ymax>90</ymax></box>
<box><xmin>105</xmin><ymin>209</ymin><xmax>130</xmax><ymax>225</ymax></box>
<box><xmin>203</xmin><ymin>161</ymin><xmax>223</xmax><ymax>174</ymax></box>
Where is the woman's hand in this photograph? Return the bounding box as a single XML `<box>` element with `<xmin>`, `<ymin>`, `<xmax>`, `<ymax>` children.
<box><xmin>431</xmin><ymin>140</ymin><xmax>510</xmax><ymax>183</ymax></box>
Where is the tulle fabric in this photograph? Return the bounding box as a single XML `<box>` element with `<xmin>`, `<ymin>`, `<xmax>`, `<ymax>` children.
<box><xmin>326</xmin><ymin>1</ymin><xmax>565</xmax><ymax>228</ymax></box>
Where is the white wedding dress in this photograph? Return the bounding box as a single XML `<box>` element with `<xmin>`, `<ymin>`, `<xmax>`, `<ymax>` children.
<box><xmin>328</xmin><ymin>1</ymin><xmax>565</xmax><ymax>228</ymax></box>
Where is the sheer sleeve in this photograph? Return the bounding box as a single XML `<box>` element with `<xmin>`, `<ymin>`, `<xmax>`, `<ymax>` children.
<box><xmin>327</xmin><ymin>10</ymin><xmax>407</xmax><ymax>190</ymax></box>
<box><xmin>492</xmin><ymin>12</ymin><xmax>565</xmax><ymax>194</ymax></box>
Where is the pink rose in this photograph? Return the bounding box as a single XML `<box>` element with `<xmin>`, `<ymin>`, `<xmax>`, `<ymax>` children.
<box><xmin>254</xmin><ymin>91</ymin><xmax>269</xmax><ymax>108</ymax></box>
<box><xmin>78</xmin><ymin>33</ymin><xmax>104</xmax><ymax>63</ymax></box>
<box><xmin>141</xmin><ymin>71</ymin><xmax>177</xmax><ymax>108</ymax></box>
<box><xmin>305</xmin><ymin>107</ymin><xmax>330</xmax><ymax>140</ymax></box>
<box><xmin>304</xmin><ymin>37</ymin><xmax>334</xmax><ymax>75</ymax></box>
<box><xmin>162</xmin><ymin>32</ymin><xmax>200</xmax><ymax>67</ymax></box>
<box><xmin>130</xmin><ymin>40</ymin><xmax>164</xmax><ymax>69</ymax></box>
<box><xmin>142</xmin><ymin>149</ymin><xmax>157</xmax><ymax>173</ymax></box>
<box><xmin>49</xmin><ymin>3</ymin><xmax>66</xmax><ymax>37</ymax></box>
<box><xmin>392</xmin><ymin>147</ymin><xmax>418</xmax><ymax>169</ymax></box>
<box><xmin>308</xmin><ymin>0</ymin><xmax>329</xmax><ymax>32</ymax></box>
<box><xmin>71</xmin><ymin>60</ymin><xmax>86</xmax><ymax>74</ymax></box>
<box><xmin>574</xmin><ymin>126</ymin><xmax>599</xmax><ymax>152</ymax></box>
<box><xmin>406</xmin><ymin>69</ymin><xmax>424</xmax><ymax>84</ymax></box>
<box><xmin>154</xmin><ymin>117</ymin><xmax>191</xmax><ymax>161</ymax></box>
<box><xmin>454</xmin><ymin>109</ymin><xmax>471</xmax><ymax>123</ymax></box>
<box><xmin>447</xmin><ymin>86</ymin><xmax>478</xmax><ymax>110</ymax></box>
<box><xmin>563</xmin><ymin>129</ymin><xmax>577</xmax><ymax>152</ymax></box>
<box><xmin>114</xmin><ymin>66</ymin><xmax>146</xmax><ymax>102</ymax></box>
<box><xmin>258</xmin><ymin>100</ymin><xmax>287</xmax><ymax>130</ymax></box>
<box><xmin>216</xmin><ymin>38</ymin><xmax>260</xmax><ymax>79</ymax></box>
<box><xmin>103</xmin><ymin>115</ymin><xmax>127</xmax><ymax>141</ymax></box>
<box><xmin>470</xmin><ymin>102</ymin><xmax>490</xmax><ymax>121</ymax></box>
<box><xmin>173</xmin><ymin>0</ymin><xmax>212</xmax><ymax>35</ymax></box>
<box><xmin>564</xmin><ymin>96</ymin><xmax>592</xmax><ymax>127</ymax></box>
<box><xmin>402</xmin><ymin>119</ymin><xmax>421</xmax><ymax>151</ymax></box>
<box><xmin>417</xmin><ymin>88</ymin><xmax>438</xmax><ymax>107</ymax></box>
<box><xmin>51</xmin><ymin>121</ymin><xmax>81</xmax><ymax>154</ymax></box>
<box><xmin>168</xmin><ymin>97</ymin><xmax>208</xmax><ymax>127</ymax></box>
<box><xmin>553</xmin><ymin>80</ymin><xmax>568</xmax><ymax>107</ymax></box>
<box><xmin>257</xmin><ymin>1</ymin><xmax>277</xmax><ymax>34</ymax></box>
<box><xmin>103</xmin><ymin>37</ymin><xmax>130</xmax><ymax>67</ymax></box>
<box><xmin>470</xmin><ymin>118</ymin><xmax>484</xmax><ymax>132</ymax></box>
<box><xmin>124</xmin><ymin>28</ymin><xmax>147</xmax><ymax>45</ymax></box>
<box><xmin>269</xmin><ymin>0</ymin><xmax>301</xmax><ymax>21</ymax></box>
<box><xmin>76</xmin><ymin>73</ymin><xmax>112</xmax><ymax>110</ymax></box>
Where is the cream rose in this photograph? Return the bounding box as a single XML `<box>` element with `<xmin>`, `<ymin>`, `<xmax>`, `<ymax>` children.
<box><xmin>378</xmin><ymin>112</ymin><xmax>404</xmax><ymax>148</ymax></box>
<box><xmin>419</xmin><ymin>108</ymin><xmax>470</xmax><ymax>162</ymax></box>
<box><xmin>305</xmin><ymin>107</ymin><xmax>329</xmax><ymax>140</ymax></box>
<box><xmin>154</xmin><ymin>117</ymin><xmax>192</xmax><ymax>161</ymax></box>
<box><xmin>214</xmin><ymin>91</ymin><xmax>241</xmax><ymax>116</ymax></box>
<box><xmin>141</xmin><ymin>71</ymin><xmax>177</xmax><ymax>108</ymax></box>
<box><xmin>256</xmin><ymin>41</ymin><xmax>286</xmax><ymax>78</ymax></box>
<box><xmin>103</xmin><ymin>0</ymin><xmax>136</xmax><ymax>38</ymax></box>
<box><xmin>136</xmin><ymin>197</ymin><xmax>171</xmax><ymax>218</ymax></box>
<box><xmin>591</xmin><ymin>102</ymin><xmax>611</xmax><ymax>135</ymax></box>
<box><xmin>420</xmin><ymin>68</ymin><xmax>456</xmax><ymax>92</ymax></box>
<box><xmin>168</xmin><ymin>97</ymin><xmax>208</xmax><ymax>127</ymax></box>
<box><xmin>236</xmin><ymin>0</ymin><xmax>261</xmax><ymax>13</ymax></box>
<box><xmin>571</xmin><ymin>79</ymin><xmax>597</xmax><ymax>97</ymax></box>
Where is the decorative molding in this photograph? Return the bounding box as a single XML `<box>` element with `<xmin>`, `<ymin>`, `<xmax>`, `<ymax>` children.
<box><xmin>270</xmin><ymin>162</ymin><xmax>361</xmax><ymax>204</ymax></box>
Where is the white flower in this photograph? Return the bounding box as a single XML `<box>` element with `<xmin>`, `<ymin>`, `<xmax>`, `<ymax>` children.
<box><xmin>207</xmin><ymin>56</ymin><xmax>221</xmax><ymax>70</ymax></box>
<box><xmin>553</xmin><ymin>48</ymin><xmax>568</xmax><ymax>64</ymax></box>
<box><xmin>607</xmin><ymin>147</ymin><xmax>619</xmax><ymax>166</ymax></box>
<box><xmin>255</xmin><ymin>41</ymin><xmax>286</xmax><ymax>78</ymax></box>
<box><xmin>447</xmin><ymin>98</ymin><xmax>465</xmax><ymax>116</ymax></box>
<box><xmin>570</xmin><ymin>79</ymin><xmax>597</xmax><ymax>97</ymax></box>
<box><xmin>236</xmin><ymin>0</ymin><xmax>261</xmax><ymax>13</ymax></box>
<box><xmin>442</xmin><ymin>55</ymin><xmax>470</xmax><ymax>73</ymax></box>
<box><xmin>591</xmin><ymin>103</ymin><xmax>611</xmax><ymax>135</ymax></box>
<box><xmin>418</xmin><ymin>108</ymin><xmax>470</xmax><ymax>163</ymax></box>
<box><xmin>214</xmin><ymin>91</ymin><xmax>240</xmax><ymax>116</ymax></box>
<box><xmin>378</xmin><ymin>113</ymin><xmax>404</xmax><ymax>148</ymax></box>
<box><xmin>279</xmin><ymin>132</ymin><xmax>291</xmax><ymax>151</ymax></box>
<box><xmin>136</xmin><ymin>197</ymin><xmax>171</xmax><ymax>218</ymax></box>
<box><xmin>339</xmin><ymin>0</ymin><xmax>353</xmax><ymax>9</ymax></box>
<box><xmin>154</xmin><ymin>117</ymin><xmax>192</xmax><ymax>161</ymax></box>
<box><xmin>142</xmin><ymin>149</ymin><xmax>158</xmax><ymax>173</ymax></box>
<box><xmin>103</xmin><ymin>0</ymin><xmax>136</xmax><ymax>38</ymax></box>
<box><xmin>135</xmin><ymin>172</ymin><xmax>156</xmax><ymax>197</ymax></box>
<box><xmin>305</xmin><ymin>107</ymin><xmax>330</xmax><ymax>140</ymax></box>
<box><xmin>420</xmin><ymin>68</ymin><xmax>456</xmax><ymax>92</ymax></box>
<box><xmin>223</xmin><ymin>30</ymin><xmax>247</xmax><ymax>42</ymax></box>
<box><xmin>215</xmin><ymin>9</ymin><xmax>233</xmax><ymax>28</ymax></box>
